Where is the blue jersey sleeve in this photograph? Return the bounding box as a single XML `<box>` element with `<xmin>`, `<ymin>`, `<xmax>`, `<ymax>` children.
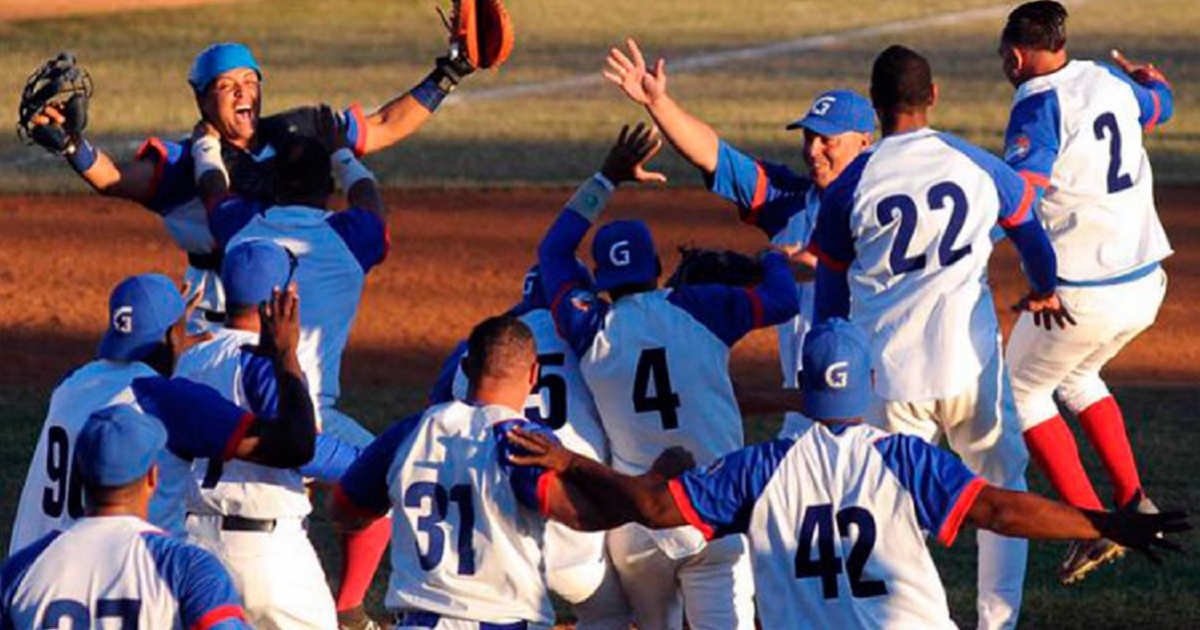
<box><xmin>670</xmin><ymin>438</ymin><xmax>794</xmax><ymax>540</ymax></box>
<box><xmin>337</xmin><ymin>413</ymin><xmax>423</xmax><ymax>517</ymax></box>
<box><xmin>429</xmin><ymin>340</ymin><xmax>468</xmax><ymax>405</ymax></box>
<box><xmin>708</xmin><ymin>140</ymin><xmax>815</xmax><ymax>239</ymax></box>
<box><xmin>493</xmin><ymin>419</ymin><xmax>557</xmax><ymax>514</ymax></box>
<box><xmin>328</xmin><ymin>208</ymin><xmax>390</xmax><ymax>273</ymax></box>
<box><xmin>666</xmin><ymin>251</ymin><xmax>799</xmax><ymax>346</ymax></box>
<box><xmin>337</xmin><ymin>103</ymin><xmax>370</xmax><ymax>156</ymax></box>
<box><xmin>208</xmin><ymin>196</ymin><xmax>261</xmax><ymax>249</ymax></box>
<box><xmin>238</xmin><ymin>350</ymin><xmax>278</xmax><ymax>417</ymax></box>
<box><xmin>141</xmin><ymin>533</ymin><xmax>249</xmax><ymax>629</ymax></box>
<box><xmin>538</xmin><ymin>209</ymin><xmax>610</xmax><ymax>357</ymax></box>
<box><xmin>136</xmin><ymin>138</ymin><xmax>196</xmax><ymax>216</ymax></box>
<box><xmin>298</xmin><ymin>434</ymin><xmax>363</xmax><ymax>482</ymax></box>
<box><xmin>811</xmin><ymin>152</ymin><xmax>867</xmax><ymax>323</ymax></box>
<box><xmin>1100</xmin><ymin>64</ymin><xmax>1174</xmax><ymax>132</ymax></box>
<box><xmin>1003</xmin><ymin>90</ymin><xmax>1061</xmax><ymax>192</ymax></box>
<box><xmin>872</xmin><ymin>434</ymin><xmax>987</xmax><ymax>547</ymax></box>
<box><xmin>131</xmin><ymin>377</ymin><xmax>255</xmax><ymax>462</ymax></box>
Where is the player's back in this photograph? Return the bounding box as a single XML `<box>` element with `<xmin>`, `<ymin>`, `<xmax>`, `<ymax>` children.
<box><xmin>1</xmin><ymin>516</ymin><xmax>243</xmax><ymax>629</ymax></box>
<box><xmin>384</xmin><ymin>401</ymin><xmax>553</xmax><ymax>625</ymax></box>
<box><xmin>824</xmin><ymin>129</ymin><xmax>1011</xmax><ymax>401</ymax></box>
<box><xmin>10</xmin><ymin>360</ymin><xmax>158</xmax><ymax>553</ymax></box>
<box><xmin>582</xmin><ymin>290</ymin><xmax>742</xmax><ymax>474</ymax></box>
<box><xmin>1010</xmin><ymin>60</ymin><xmax>1171</xmax><ymax>281</ymax></box>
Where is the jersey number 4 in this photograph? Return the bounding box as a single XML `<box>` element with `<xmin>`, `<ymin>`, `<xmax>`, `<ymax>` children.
<box><xmin>795</xmin><ymin>504</ymin><xmax>887</xmax><ymax>599</ymax></box>
<box><xmin>877</xmin><ymin>182</ymin><xmax>972</xmax><ymax>275</ymax></box>
<box><xmin>43</xmin><ymin>426</ymin><xmax>85</xmax><ymax>519</ymax></box>
<box><xmin>404</xmin><ymin>482</ymin><xmax>476</xmax><ymax>576</ymax></box>
<box><xmin>633</xmin><ymin>348</ymin><xmax>682</xmax><ymax>430</ymax></box>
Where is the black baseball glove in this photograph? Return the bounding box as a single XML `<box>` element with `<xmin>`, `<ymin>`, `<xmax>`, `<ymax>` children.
<box><xmin>666</xmin><ymin>247</ymin><xmax>764</xmax><ymax>289</ymax></box>
<box><xmin>17</xmin><ymin>52</ymin><xmax>93</xmax><ymax>155</ymax></box>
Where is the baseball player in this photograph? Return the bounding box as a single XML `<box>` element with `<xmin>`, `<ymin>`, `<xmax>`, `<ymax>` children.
<box><xmin>1</xmin><ymin>407</ymin><xmax>252</xmax><ymax>629</ymax></box>
<box><xmin>503</xmin><ymin>319</ymin><xmax>1191</xmax><ymax>630</ymax></box>
<box><xmin>810</xmin><ymin>45</ymin><xmax>1068</xmax><ymax>629</ymax></box>
<box><xmin>996</xmin><ymin>1</ymin><xmax>1176</xmax><ymax>583</ymax></box>
<box><xmin>429</xmin><ymin>264</ymin><xmax>633</xmax><ymax>630</ymax></box>
<box><xmin>605</xmin><ymin>39</ymin><xmax>875</xmax><ymax>428</ymax></box>
<box><xmin>538</xmin><ymin>124</ymin><xmax>799</xmax><ymax>629</ymax></box>
<box><xmin>332</xmin><ymin>315</ymin><xmax>570</xmax><ymax>628</ymax></box>
<box><xmin>22</xmin><ymin>36</ymin><xmax>469</xmax><ymax>328</ymax></box>
<box><xmin>9</xmin><ymin>274</ymin><xmax>319</xmax><ymax>552</ymax></box>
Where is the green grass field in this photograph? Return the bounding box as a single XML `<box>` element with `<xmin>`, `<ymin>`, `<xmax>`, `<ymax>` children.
<box><xmin>0</xmin><ymin>383</ymin><xmax>1196</xmax><ymax>627</ymax></box>
<box><xmin>0</xmin><ymin>0</ymin><xmax>1198</xmax><ymax>190</ymax></box>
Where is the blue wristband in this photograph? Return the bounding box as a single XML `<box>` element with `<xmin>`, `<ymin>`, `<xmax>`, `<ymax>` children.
<box><xmin>66</xmin><ymin>137</ymin><xmax>98</xmax><ymax>173</ymax></box>
<box><xmin>411</xmin><ymin>71</ymin><xmax>451</xmax><ymax>113</ymax></box>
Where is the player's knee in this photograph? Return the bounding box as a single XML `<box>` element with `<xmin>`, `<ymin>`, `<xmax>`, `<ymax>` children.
<box><xmin>1056</xmin><ymin>376</ymin><xmax>1110</xmax><ymax>415</ymax></box>
<box><xmin>1014</xmin><ymin>396</ymin><xmax>1059</xmax><ymax>432</ymax></box>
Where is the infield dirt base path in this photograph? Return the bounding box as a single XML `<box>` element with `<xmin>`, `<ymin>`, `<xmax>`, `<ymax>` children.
<box><xmin>0</xmin><ymin>0</ymin><xmax>243</xmax><ymax>23</ymax></box>
<box><xmin>1</xmin><ymin>187</ymin><xmax>1197</xmax><ymax>392</ymax></box>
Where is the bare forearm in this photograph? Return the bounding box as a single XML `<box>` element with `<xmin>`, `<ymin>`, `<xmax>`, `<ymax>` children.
<box><xmin>969</xmin><ymin>486</ymin><xmax>1101</xmax><ymax>540</ymax></box>
<box><xmin>362</xmin><ymin>95</ymin><xmax>434</xmax><ymax>155</ymax></box>
<box><xmin>245</xmin><ymin>355</ymin><xmax>317</xmax><ymax>467</ymax></box>
<box><xmin>559</xmin><ymin>454</ymin><xmax>686</xmax><ymax>531</ymax></box>
<box><xmin>646</xmin><ymin>94</ymin><xmax>720</xmax><ymax>174</ymax></box>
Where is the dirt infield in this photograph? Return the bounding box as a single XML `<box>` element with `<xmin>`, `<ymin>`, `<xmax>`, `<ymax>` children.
<box><xmin>1</xmin><ymin>187</ymin><xmax>1198</xmax><ymax>395</ymax></box>
<box><xmin>0</xmin><ymin>0</ymin><xmax>241</xmax><ymax>23</ymax></box>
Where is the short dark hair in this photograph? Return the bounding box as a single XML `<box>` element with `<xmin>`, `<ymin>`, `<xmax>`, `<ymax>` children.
<box><xmin>273</xmin><ymin>135</ymin><xmax>335</xmax><ymax>204</ymax></box>
<box><xmin>1002</xmin><ymin>1</ymin><xmax>1069</xmax><ymax>52</ymax></box>
<box><xmin>870</xmin><ymin>45</ymin><xmax>934</xmax><ymax>115</ymax></box>
<box><xmin>463</xmin><ymin>315</ymin><xmax>535</xmax><ymax>382</ymax></box>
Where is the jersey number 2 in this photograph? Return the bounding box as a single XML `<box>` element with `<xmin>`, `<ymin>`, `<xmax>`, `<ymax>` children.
<box><xmin>795</xmin><ymin>504</ymin><xmax>887</xmax><ymax>599</ymax></box>
<box><xmin>1094</xmin><ymin>112</ymin><xmax>1134</xmax><ymax>193</ymax></box>
<box><xmin>876</xmin><ymin>182</ymin><xmax>972</xmax><ymax>275</ymax></box>
<box><xmin>404</xmin><ymin>482</ymin><xmax>476</xmax><ymax>576</ymax></box>
<box><xmin>42</xmin><ymin>426</ymin><xmax>85</xmax><ymax>520</ymax></box>
<box><xmin>633</xmin><ymin>348</ymin><xmax>681</xmax><ymax>430</ymax></box>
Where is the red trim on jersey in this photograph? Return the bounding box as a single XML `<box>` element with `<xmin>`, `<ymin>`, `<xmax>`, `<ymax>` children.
<box><xmin>136</xmin><ymin>138</ymin><xmax>169</xmax><ymax>204</ymax></box>
<box><xmin>190</xmin><ymin>604</ymin><xmax>246</xmax><ymax>630</ymax></box>
<box><xmin>998</xmin><ymin>180</ymin><xmax>1035</xmax><ymax>230</ymax></box>
<box><xmin>379</xmin><ymin>220</ymin><xmax>393</xmax><ymax>264</ymax></box>
<box><xmin>549</xmin><ymin>281</ymin><xmax>581</xmax><ymax>339</ymax></box>
<box><xmin>667</xmin><ymin>479</ymin><xmax>715</xmax><ymax>541</ymax></box>
<box><xmin>220</xmin><ymin>412</ymin><xmax>256</xmax><ymax>461</ymax></box>
<box><xmin>938</xmin><ymin>477</ymin><xmax>987</xmax><ymax>547</ymax></box>
<box><xmin>536</xmin><ymin>470</ymin><xmax>557</xmax><ymax>518</ymax></box>
<box><xmin>739</xmin><ymin>162</ymin><xmax>770</xmax><ymax>226</ymax></box>
<box><xmin>347</xmin><ymin>102</ymin><xmax>369</xmax><ymax>156</ymax></box>
<box><xmin>742</xmin><ymin>287</ymin><xmax>765</xmax><ymax>328</ymax></box>
<box><xmin>1018</xmin><ymin>170</ymin><xmax>1050</xmax><ymax>191</ymax></box>
<box><xmin>809</xmin><ymin>243</ymin><xmax>850</xmax><ymax>273</ymax></box>
<box><xmin>333</xmin><ymin>483</ymin><xmax>388</xmax><ymax>522</ymax></box>
<box><xmin>1144</xmin><ymin>91</ymin><xmax>1162</xmax><ymax>133</ymax></box>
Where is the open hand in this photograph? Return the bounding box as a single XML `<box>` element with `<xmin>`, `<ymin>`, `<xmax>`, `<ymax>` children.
<box><xmin>1111</xmin><ymin>49</ymin><xmax>1168</xmax><ymax>85</ymax></box>
<box><xmin>167</xmin><ymin>282</ymin><xmax>214</xmax><ymax>369</ymax></box>
<box><xmin>1012</xmin><ymin>291</ymin><xmax>1077</xmax><ymax>330</ymax></box>
<box><xmin>600</xmin><ymin>122</ymin><xmax>667</xmax><ymax>185</ymax></box>
<box><xmin>603</xmin><ymin>38</ymin><xmax>668</xmax><ymax>107</ymax></box>
<box><xmin>258</xmin><ymin>284</ymin><xmax>301</xmax><ymax>362</ymax></box>
<box><xmin>506</xmin><ymin>426</ymin><xmax>575</xmax><ymax>474</ymax></box>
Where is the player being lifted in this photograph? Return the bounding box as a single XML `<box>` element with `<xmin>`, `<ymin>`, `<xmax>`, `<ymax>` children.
<box><xmin>604</xmin><ymin>38</ymin><xmax>875</xmax><ymax>428</ymax></box>
<box><xmin>503</xmin><ymin>318</ymin><xmax>1190</xmax><ymax>630</ymax></box>
<box><xmin>996</xmin><ymin>1</ymin><xmax>1176</xmax><ymax>583</ymax></box>
<box><xmin>537</xmin><ymin>123</ymin><xmax>799</xmax><ymax>629</ymax></box>
<box><xmin>810</xmin><ymin>45</ymin><xmax>1069</xmax><ymax>629</ymax></box>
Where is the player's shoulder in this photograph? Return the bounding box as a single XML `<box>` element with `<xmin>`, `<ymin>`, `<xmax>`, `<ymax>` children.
<box><xmin>1</xmin><ymin>530</ymin><xmax>62</xmax><ymax>589</ymax></box>
<box><xmin>259</xmin><ymin>104</ymin><xmax>336</xmax><ymax>144</ymax></box>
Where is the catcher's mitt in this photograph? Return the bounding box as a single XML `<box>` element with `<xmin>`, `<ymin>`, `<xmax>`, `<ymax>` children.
<box><xmin>667</xmin><ymin>247</ymin><xmax>764</xmax><ymax>289</ymax></box>
<box><xmin>17</xmin><ymin>52</ymin><xmax>93</xmax><ymax>155</ymax></box>
<box><xmin>440</xmin><ymin>0</ymin><xmax>514</xmax><ymax>72</ymax></box>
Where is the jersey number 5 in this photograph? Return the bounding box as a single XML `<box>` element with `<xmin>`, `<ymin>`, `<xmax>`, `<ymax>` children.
<box><xmin>633</xmin><ymin>348</ymin><xmax>682</xmax><ymax>430</ymax></box>
<box><xmin>795</xmin><ymin>504</ymin><xmax>887</xmax><ymax>600</ymax></box>
<box><xmin>526</xmin><ymin>353</ymin><xmax>568</xmax><ymax>430</ymax></box>
<box><xmin>876</xmin><ymin>182</ymin><xmax>972</xmax><ymax>275</ymax></box>
<box><xmin>43</xmin><ymin>426</ymin><xmax>85</xmax><ymax>520</ymax></box>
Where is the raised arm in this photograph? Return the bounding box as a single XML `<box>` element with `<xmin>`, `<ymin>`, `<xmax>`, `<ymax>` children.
<box><xmin>1110</xmin><ymin>49</ymin><xmax>1174</xmax><ymax>132</ymax></box>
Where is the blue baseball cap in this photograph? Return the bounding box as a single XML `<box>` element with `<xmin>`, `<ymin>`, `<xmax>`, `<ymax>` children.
<box><xmin>591</xmin><ymin>220</ymin><xmax>658</xmax><ymax>292</ymax></box>
<box><xmin>188</xmin><ymin>42</ymin><xmax>262</xmax><ymax>94</ymax></box>
<box><xmin>221</xmin><ymin>240</ymin><xmax>295</xmax><ymax>308</ymax></box>
<box><xmin>786</xmin><ymin>90</ymin><xmax>876</xmax><ymax>136</ymax></box>
<box><xmin>75</xmin><ymin>405</ymin><xmax>167</xmax><ymax>487</ymax></box>
<box><xmin>801</xmin><ymin>318</ymin><xmax>872</xmax><ymax>420</ymax></box>
<box><xmin>98</xmin><ymin>274</ymin><xmax>184</xmax><ymax>362</ymax></box>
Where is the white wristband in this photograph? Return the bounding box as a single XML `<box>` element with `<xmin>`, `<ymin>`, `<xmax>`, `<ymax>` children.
<box><xmin>191</xmin><ymin>135</ymin><xmax>227</xmax><ymax>186</ymax></box>
<box><xmin>564</xmin><ymin>173</ymin><xmax>614</xmax><ymax>223</ymax></box>
<box><xmin>332</xmin><ymin>148</ymin><xmax>375</xmax><ymax>192</ymax></box>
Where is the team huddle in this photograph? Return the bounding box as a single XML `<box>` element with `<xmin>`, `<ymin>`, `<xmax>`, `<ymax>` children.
<box><xmin>1</xmin><ymin>2</ymin><xmax>1192</xmax><ymax>629</ymax></box>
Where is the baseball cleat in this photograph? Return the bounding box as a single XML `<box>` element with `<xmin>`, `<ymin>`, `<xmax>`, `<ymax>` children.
<box><xmin>1058</xmin><ymin>538</ymin><xmax>1126</xmax><ymax>585</ymax></box>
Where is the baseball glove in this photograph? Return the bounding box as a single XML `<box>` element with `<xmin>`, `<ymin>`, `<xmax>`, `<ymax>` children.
<box><xmin>666</xmin><ymin>247</ymin><xmax>764</xmax><ymax>289</ymax></box>
<box><xmin>17</xmin><ymin>52</ymin><xmax>93</xmax><ymax>155</ymax></box>
<box><xmin>440</xmin><ymin>0</ymin><xmax>514</xmax><ymax>72</ymax></box>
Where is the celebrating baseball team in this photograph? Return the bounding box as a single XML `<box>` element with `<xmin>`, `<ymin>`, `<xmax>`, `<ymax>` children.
<box><xmin>0</xmin><ymin>1</ymin><xmax>1192</xmax><ymax>629</ymax></box>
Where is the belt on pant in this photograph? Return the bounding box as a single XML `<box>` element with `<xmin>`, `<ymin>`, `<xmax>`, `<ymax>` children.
<box><xmin>189</xmin><ymin>513</ymin><xmax>277</xmax><ymax>532</ymax></box>
<box><xmin>392</xmin><ymin>611</ymin><xmax>528</xmax><ymax>629</ymax></box>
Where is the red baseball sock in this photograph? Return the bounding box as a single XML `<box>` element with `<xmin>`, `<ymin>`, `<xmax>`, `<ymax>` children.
<box><xmin>1024</xmin><ymin>415</ymin><xmax>1104</xmax><ymax>510</ymax></box>
<box><xmin>1078</xmin><ymin>396</ymin><xmax>1142</xmax><ymax>507</ymax></box>
<box><xmin>336</xmin><ymin>516</ymin><xmax>391</xmax><ymax>613</ymax></box>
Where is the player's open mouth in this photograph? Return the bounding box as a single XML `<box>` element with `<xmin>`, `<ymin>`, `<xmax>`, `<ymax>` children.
<box><xmin>235</xmin><ymin>105</ymin><xmax>255</xmax><ymax>124</ymax></box>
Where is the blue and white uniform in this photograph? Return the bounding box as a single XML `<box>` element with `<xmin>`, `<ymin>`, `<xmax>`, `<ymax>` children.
<box><xmin>539</xmin><ymin>175</ymin><xmax>799</xmax><ymax>630</ymax></box>
<box><xmin>1002</xmin><ymin>60</ymin><xmax>1174</xmax><ymax>429</ymax></box>
<box><xmin>211</xmin><ymin>196</ymin><xmax>388</xmax><ymax>447</ymax></box>
<box><xmin>667</xmin><ymin>423</ymin><xmax>984</xmax><ymax>630</ymax></box>
<box><xmin>812</xmin><ymin>127</ymin><xmax>1058</xmax><ymax>629</ymax></box>
<box><xmin>1</xmin><ymin>516</ymin><xmax>249</xmax><ymax>629</ymax></box>
<box><xmin>337</xmin><ymin>403</ymin><xmax>557</xmax><ymax>629</ymax></box>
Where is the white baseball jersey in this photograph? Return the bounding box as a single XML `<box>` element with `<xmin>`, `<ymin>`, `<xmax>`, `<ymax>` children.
<box><xmin>174</xmin><ymin>328</ymin><xmax>311</xmax><ymax>519</ymax></box>
<box><xmin>1</xmin><ymin>516</ymin><xmax>248</xmax><ymax>629</ymax></box>
<box><xmin>670</xmin><ymin>422</ymin><xmax>985</xmax><ymax>629</ymax></box>
<box><xmin>812</xmin><ymin>128</ymin><xmax>1044</xmax><ymax>401</ymax></box>
<box><xmin>337</xmin><ymin>402</ymin><xmax>555</xmax><ymax>626</ymax></box>
<box><xmin>10</xmin><ymin>360</ymin><xmax>195</xmax><ymax>550</ymax></box>
<box><xmin>212</xmin><ymin>201</ymin><xmax>388</xmax><ymax>417</ymax></box>
<box><xmin>1004</xmin><ymin>60</ymin><xmax>1174</xmax><ymax>283</ymax></box>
